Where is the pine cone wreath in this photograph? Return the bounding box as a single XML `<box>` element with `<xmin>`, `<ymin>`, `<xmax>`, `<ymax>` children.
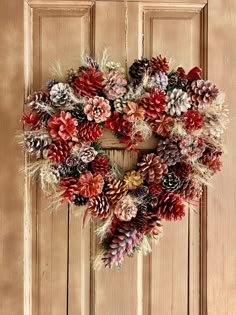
<box><xmin>187</xmin><ymin>80</ymin><xmax>219</xmax><ymax>109</ymax></box>
<box><xmin>74</xmin><ymin>67</ymin><xmax>103</xmax><ymax>97</ymax></box>
<box><xmin>157</xmin><ymin>192</ymin><xmax>185</xmax><ymax>221</ymax></box>
<box><xmin>161</xmin><ymin>171</ymin><xmax>181</xmax><ymax>192</ymax></box>
<box><xmin>129</xmin><ymin>58</ymin><xmax>150</xmax><ymax>85</ymax></box>
<box><xmin>87</xmin><ymin>194</ymin><xmax>110</xmax><ymax>219</ymax></box>
<box><xmin>48</xmin><ymin>140</ymin><xmax>71</xmax><ymax>163</ymax></box>
<box><xmin>177</xmin><ymin>179</ymin><xmax>202</xmax><ymax>201</ymax></box>
<box><xmin>103</xmin><ymin>71</ymin><xmax>127</xmax><ymax>100</ymax></box>
<box><xmin>102</xmin><ymin>223</ymin><xmax>141</xmax><ymax>268</ymax></box>
<box><xmin>150</xmin><ymin>55</ymin><xmax>169</xmax><ymax>74</ymax></box>
<box><xmin>24</xmin><ymin>133</ymin><xmax>52</xmax><ymax>159</ymax></box>
<box><xmin>138</xmin><ymin>153</ymin><xmax>167</xmax><ymax>184</ymax></box>
<box><xmin>50</xmin><ymin>83</ymin><xmax>72</xmax><ymax>106</ymax></box>
<box><xmin>139</xmin><ymin>89</ymin><xmax>166</xmax><ymax>119</ymax></box>
<box><xmin>166</xmin><ymin>88</ymin><xmax>191</xmax><ymax>116</ymax></box>
<box><xmin>172</xmin><ymin>162</ymin><xmax>193</xmax><ymax>178</ymax></box>
<box><xmin>91</xmin><ymin>156</ymin><xmax>109</xmax><ymax>174</ymax></box>
<box><xmin>105</xmin><ymin>180</ymin><xmax>128</xmax><ymax>205</ymax></box>
<box><xmin>156</xmin><ymin>138</ymin><xmax>182</xmax><ymax>166</ymax></box>
<box><xmin>73</xmin><ymin>194</ymin><xmax>88</xmax><ymax>206</ymax></box>
<box><xmin>77</xmin><ymin>121</ymin><xmax>103</xmax><ymax>142</ymax></box>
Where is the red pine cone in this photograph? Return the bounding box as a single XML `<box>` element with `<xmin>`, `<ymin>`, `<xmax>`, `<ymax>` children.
<box><xmin>59</xmin><ymin>177</ymin><xmax>80</xmax><ymax>203</ymax></box>
<box><xmin>77</xmin><ymin>121</ymin><xmax>103</xmax><ymax>142</ymax></box>
<box><xmin>105</xmin><ymin>111</ymin><xmax>132</xmax><ymax>137</ymax></box>
<box><xmin>149</xmin><ymin>183</ymin><xmax>163</xmax><ymax>195</ymax></box>
<box><xmin>181</xmin><ymin>110</ymin><xmax>203</xmax><ymax>132</ymax></box>
<box><xmin>91</xmin><ymin>156</ymin><xmax>109</xmax><ymax>174</ymax></box>
<box><xmin>74</xmin><ymin>66</ymin><xmax>103</xmax><ymax>97</ymax></box>
<box><xmin>138</xmin><ymin>153</ymin><xmax>167</xmax><ymax>184</ymax></box>
<box><xmin>86</xmin><ymin>194</ymin><xmax>110</xmax><ymax>220</ymax></box>
<box><xmin>21</xmin><ymin>110</ymin><xmax>41</xmax><ymax>130</ymax></box>
<box><xmin>201</xmin><ymin>150</ymin><xmax>222</xmax><ymax>173</ymax></box>
<box><xmin>150</xmin><ymin>55</ymin><xmax>169</xmax><ymax>73</ymax></box>
<box><xmin>177</xmin><ymin>179</ymin><xmax>203</xmax><ymax>201</ymax></box>
<box><xmin>145</xmin><ymin>210</ymin><xmax>162</xmax><ymax>238</ymax></box>
<box><xmin>48</xmin><ymin>140</ymin><xmax>71</xmax><ymax>163</ymax></box>
<box><xmin>157</xmin><ymin>192</ymin><xmax>185</xmax><ymax>221</ymax></box>
<box><xmin>172</xmin><ymin>162</ymin><xmax>193</xmax><ymax>178</ymax></box>
<box><xmin>147</xmin><ymin>114</ymin><xmax>174</xmax><ymax>137</ymax></box>
<box><xmin>139</xmin><ymin>89</ymin><xmax>166</xmax><ymax>119</ymax></box>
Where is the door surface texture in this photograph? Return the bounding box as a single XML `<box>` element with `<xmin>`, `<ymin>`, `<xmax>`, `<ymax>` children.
<box><xmin>0</xmin><ymin>1</ymin><xmax>236</xmax><ymax>315</ymax></box>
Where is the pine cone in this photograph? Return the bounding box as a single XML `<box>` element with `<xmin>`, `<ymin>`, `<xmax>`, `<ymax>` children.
<box><xmin>47</xmin><ymin>80</ymin><xmax>58</xmax><ymax>90</ymax></box>
<box><xmin>181</xmin><ymin>110</ymin><xmax>203</xmax><ymax>131</ymax></box>
<box><xmin>103</xmin><ymin>170</ymin><xmax>117</xmax><ymax>183</ymax></box>
<box><xmin>139</xmin><ymin>89</ymin><xmax>166</xmax><ymax>119</ymax></box>
<box><xmin>102</xmin><ymin>223</ymin><xmax>141</xmax><ymax>268</ymax></box>
<box><xmin>48</xmin><ymin>140</ymin><xmax>71</xmax><ymax>163</ymax></box>
<box><xmin>157</xmin><ymin>192</ymin><xmax>185</xmax><ymax>221</ymax></box>
<box><xmin>172</xmin><ymin>162</ymin><xmax>193</xmax><ymax>178</ymax></box>
<box><xmin>114</xmin><ymin>195</ymin><xmax>138</xmax><ymax>221</ymax></box>
<box><xmin>179</xmin><ymin>135</ymin><xmax>205</xmax><ymax>160</ymax></box>
<box><xmin>150</xmin><ymin>71</ymin><xmax>169</xmax><ymax>91</ymax></box>
<box><xmin>66</xmin><ymin>155</ymin><xmax>80</xmax><ymax>167</ymax></box>
<box><xmin>138</xmin><ymin>153</ymin><xmax>167</xmax><ymax>184</ymax></box>
<box><xmin>50</xmin><ymin>83</ymin><xmax>72</xmax><ymax>106</ymax></box>
<box><xmin>131</xmin><ymin>186</ymin><xmax>149</xmax><ymax>199</ymax></box>
<box><xmin>168</xmin><ymin>71</ymin><xmax>188</xmax><ymax>89</ymax></box>
<box><xmin>144</xmin><ymin>194</ymin><xmax>159</xmax><ymax>207</ymax></box>
<box><xmin>87</xmin><ymin>194</ymin><xmax>110</xmax><ymax>219</ymax></box>
<box><xmin>78</xmin><ymin>146</ymin><xmax>98</xmax><ymax>163</ymax></box>
<box><xmin>77</xmin><ymin>171</ymin><xmax>104</xmax><ymax>198</ymax></box>
<box><xmin>70</xmin><ymin>104</ymin><xmax>87</xmax><ymax>122</ymax></box>
<box><xmin>156</xmin><ymin>138</ymin><xmax>182</xmax><ymax>166</ymax></box>
<box><xmin>76</xmin><ymin>161</ymin><xmax>88</xmax><ymax>173</ymax></box>
<box><xmin>145</xmin><ymin>209</ymin><xmax>162</xmax><ymax>238</ymax></box>
<box><xmin>131</xmin><ymin>204</ymin><xmax>148</xmax><ymax>234</ymax></box>
<box><xmin>147</xmin><ymin>114</ymin><xmax>174</xmax><ymax>137</ymax></box>
<box><xmin>91</xmin><ymin>156</ymin><xmax>109</xmax><ymax>174</ymax></box>
<box><xmin>161</xmin><ymin>171</ymin><xmax>181</xmax><ymax>192</ymax></box>
<box><xmin>150</xmin><ymin>55</ymin><xmax>169</xmax><ymax>73</ymax></box>
<box><xmin>74</xmin><ymin>67</ymin><xmax>103</xmax><ymax>97</ymax></box>
<box><xmin>105</xmin><ymin>180</ymin><xmax>128</xmax><ymax>205</ymax></box>
<box><xmin>24</xmin><ymin>133</ymin><xmax>52</xmax><ymax>159</ymax></box>
<box><xmin>200</xmin><ymin>150</ymin><xmax>222</xmax><ymax>173</ymax></box>
<box><xmin>114</xmin><ymin>98</ymin><xmax>127</xmax><ymax>113</ymax></box>
<box><xmin>149</xmin><ymin>184</ymin><xmax>163</xmax><ymax>195</ymax></box>
<box><xmin>103</xmin><ymin>71</ymin><xmax>127</xmax><ymax>100</ymax></box>
<box><xmin>123</xmin><ymin>170</ymin><xmax>143</xmax><ymax>190</ymax></box>
<box><xmin>27</xmin><ymin>91</ymin><xmax>52</xmax><ymax>114</ymax></box>
<box><xmin>65</xmin><ymin>68</ymin><xmax>78</xmax><ymax>84</ymax></box>
<box><xmin>84</xmin><ymin>96</ymin><xmax>111</xmax><ymax>123</ymax></box>
<box><xmin>177</xmin><ymin>179</ymin><xmax>202</xmax><ymax>201</ymax></box>
<box><xmin>187</xmin><ymin>80</ymin><xmax>219</xmax><ymax>108</ymax></box>
<box><xmin>166</xmin><ymin>88</ymin><xmax>191</xmax><ymax>116</ymax></box>
<box><xmin>129</xmin><ymin>58</ymin><xmax>150</xmax><ymax>85</ymax></box>
<box><xmin>73</xmin><ymin>194</ymin><xmax>88</xmax><ymax>206</ymax></box>
<box><xmin>60</xmin><ymin>177</ymin><xmax>80</xmax><ymax>203</ymax></box>
<box><xmin>77</xmin><ymin>121</ymin><xmax>103</xmax><ymax>142</ymax></box>
<box><xmin>57</xmin><ymin>163</ymin><xmax>75</xmax><ymax>177</ymax></box>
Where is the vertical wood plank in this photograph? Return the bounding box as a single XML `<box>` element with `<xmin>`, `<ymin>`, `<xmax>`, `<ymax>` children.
<box><xmin>208</xmin><ymin>1</ymin><xmax>236</xmax><ymax>314</ymax></box>
<box><xmin>0</xmin><ymin>1</ymin><xmax>24</xmax><ymax>314</ymax></box>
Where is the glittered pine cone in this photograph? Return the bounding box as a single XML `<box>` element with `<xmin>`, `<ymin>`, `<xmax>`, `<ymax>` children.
<box><xmin>181</xmin><ymin>109</ymin><xmax>204</xmax><ymax>132</ymax></box>
<box><xmin>139</xmin><ymin>89</ymin><xmax>166</xmax><ymax>119</ymax></box>
<box><xmin>150</xmin><ymin>55</ymin><xmax>169</xmax><ymax>74</ymax></box>
<box><xmin>102</xmin><ymin>223</ymin><xmax>141</xmax><ymax>268</ymax></box>
<box><xmin>87</xmin><ymin>193</ymin><xmax>110</xmax><ymax>219</ymax></box>
<box><xmin>157</xmin><ymin>192</ymin><xmax>185</xmax><ymax>221</ymax></box>
<box><xmin>114</xmin><ymin>195</ymin><xmax>138</xmax><ymax>221</ymax></box>
<box><xmin>177</xmin><ymin>179</ymin><xmax>203</xmax><ymax>201</ymax></box>
<box><xmin>156</xmin><ymin>138</ymin><xmax>182</xmax><ymax>166</ymax></box>
<box><xmin>77</xmin><ymin>121</ymin><xmax>103</xmax><ymax>142</ymax></box>
<box><xmin>103</xmin><ymin>71</ymin><xmax>127</xmax><ymax>100</ymax></box>
<box><xmin>123</xmin><ymin>170</ymin><xmax>143</xmax><ymax>190</ymax></box>
<box><xmin>57</xmin><ymin>163</ymin><xmax>75</xmax><ymax>177</ymax></box>
<box><xmin>74</xmin><ymin>66</ymin><xmax>103</xmax><ymax>97</ymax></box>
<box><xmin>24</xmin><ymin>133</ymin><xmax>52</xmax><ymax>159</ymax></box>
<box><xmin>151</xmin><ymin>71</ymin><xmax>168</xmax><ymax>91</ymax></box>
<box><xmin>105</xmin><ymin>180</ymin><xmax>128</xmax><ymax>205</ymax></box>
<box><xmin>138</xmin><ymin>153</ymin><xmax>167</xmax><ymax>184</ymax></box>
<box><xmin>48</xmin><ymin>140</ymin><xmax>71</xmax><ymax>163</ymax></box>
<box><xmin>172</xmin><ymin>162</ymin><xmax>193</xmax><ymax>178</ymax></box>
<box><xmin>91</xmin><ymin>156</ymin><xmax>109</xmax><ymax>174</ymax></box>
<box><xmin>161</xmin><ymin>171</ymin><xmax>181</xmax><ymax>192</ymax></box>
<box><xmin>166</xmin><ymin>88</ymin><xmax>191</xmax><ymax>116</ymax></box>
<box><xmin>187</xmin><ymin>80</ymin><xmax>219</xmax><ymax>109</ymax></box>
<box><xmin>129</xmin><ymin>58</ymin><xmax>150</xmax><ymax>85</ymax></box>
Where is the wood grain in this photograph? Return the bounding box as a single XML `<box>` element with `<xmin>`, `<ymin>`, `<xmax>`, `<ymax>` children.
<box><xmin>208</xmin><ymin>1</ymin><xmax>236</xmax><ymax>314</ymax></box>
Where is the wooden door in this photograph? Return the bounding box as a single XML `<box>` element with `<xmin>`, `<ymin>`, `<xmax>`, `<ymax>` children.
<box><xmin>1</xmin><ymin>1</ymin><xmax>236</xmax><ymax>315</ymax></box>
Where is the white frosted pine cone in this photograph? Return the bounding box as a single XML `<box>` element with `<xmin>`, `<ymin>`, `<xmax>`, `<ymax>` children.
<box><xmin>166</xmin><ymin>88</ymin><xmax>191</xmax><ymax>116</ymax></box>
<box><xmin>50</xmin><ymin>82</ymin><xmax>72</xmax><ymax>106</ymax></box>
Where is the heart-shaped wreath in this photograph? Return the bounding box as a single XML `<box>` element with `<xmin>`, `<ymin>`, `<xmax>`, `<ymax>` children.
<box><xmin>21</xmin><ymin>55</ymin><xmax>228</xmax><ymax>269</ymax></box>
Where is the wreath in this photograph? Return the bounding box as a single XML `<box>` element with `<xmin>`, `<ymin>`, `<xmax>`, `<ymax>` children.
<box><xmin>21</xmin><ymin>54</ymin><xmax>228</xmax><ymax>269</ymax></box>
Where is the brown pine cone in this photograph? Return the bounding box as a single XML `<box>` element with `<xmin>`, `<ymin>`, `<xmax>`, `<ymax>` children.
<box><xmin>77</xmin><ymin>121</ymin><xmax>103</xmax><ymax>142</ymax></box>
<box><xmin>131</xmin><ymin>204</ymin><xmax>148</xmax><ymax>234</ymax></box>
<box><xmin>48</xmin><ymin>140</ymin><xmax>71</xmax><ymax>163</ymax></box>
<box><xmin>129</xmin><ymin>58</ymin><xmax>150</xmax><ymax>85</ymax></box>
<box><xmin>187</xmin><ymin>80</ymin><xmax>219</xmax><ymax>108</ymax></box>
<box><xmin>87</xmin><ymin>194</ymin><xmax>110</xmax><ymax>219</ymax></box>
<box><xmin>105</xmin><ymin>180</ymin><xmax>128</xmax><ymax>205</ymax></box>
<box><xmin>150</xmin><ymin>55</ymin><xmax>169</xmax><ymax>74</ymax></box>
<box><xmin>138</xmin><ymin>153</ymin><xmax>167</xmax><ymax>184</ymax></box>
<box><xmin>156</xmin><ymin>138</ymin><xmax>182</xmax><ymax>166</ymax></box>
